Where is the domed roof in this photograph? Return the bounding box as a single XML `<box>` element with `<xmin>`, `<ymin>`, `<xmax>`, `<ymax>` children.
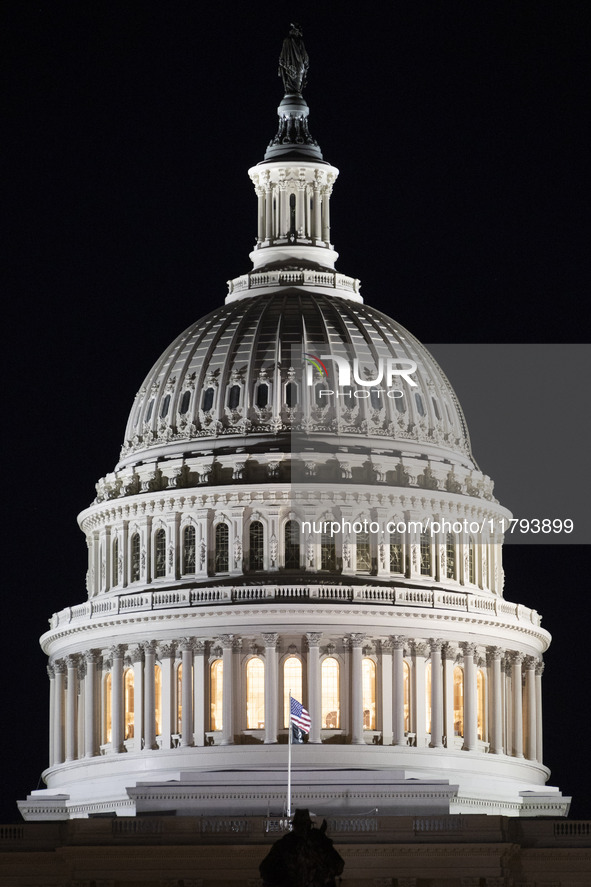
<box><xmin>118</xmin><ymin>288</ymin><xmax>474</xmax><ymax>471</ymax></box>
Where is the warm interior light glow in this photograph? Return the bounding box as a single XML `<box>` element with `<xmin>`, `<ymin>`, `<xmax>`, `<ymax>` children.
<box><xmin>425</xmin><ymin>661</ymin><xmax>432</xmax><ymax>734</ymax></box>
<box><xmin>362</xmin><ymin>658</ymin><xmax>376</xmax><ymax>729</ymax></box>
<box><xmin>477</xmin><ymin>669</ymin><xmax>486</xmax><ymax>741</ymax></box>
<box><xmin>104</xmin><ymin>673</ymin><xmax>112</xmax><ymax>744</ymax></box>
<box><xmin>454</xmin><ymin>666</ymin><xmax>464</xmax><ymax>736</ymax></box>
<box><xmin>124</xmin><ymin>668</ymin><xmax>134</xmax><ymax>740</ymax></box>
<box><xmin>154</xmin><ymin>664</ymin><xmax>162</xmax><ymax>736</ymax></box>
<box><xmin>246</xmin><ymin>658</ymin><xmax>265</xmax><ymax>729</ymax></box>
<box><xmin>321</xmin><ymin>657</ymin><xmax>340</xmax><ymax>728</ymax></box>
<box><xmin>403</xmin><ymin>660</ymin><xmax>410</xmax><ymax>733</ymax></box>
<box><xmin>283</xmin><ymin>656</ymin><xmax>303</xmax><ymax>727</ymax></box>
<box><xmin>210</xmin><ymin>659</ymin><xmax>223</xmax><ymax>731</ymax></box>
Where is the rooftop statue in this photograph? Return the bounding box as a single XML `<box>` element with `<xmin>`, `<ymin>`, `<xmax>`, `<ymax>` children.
<box><xmin>279</xmin><ymin>23</ymin><xmax>309</xmax><ymax>96</ymax></box>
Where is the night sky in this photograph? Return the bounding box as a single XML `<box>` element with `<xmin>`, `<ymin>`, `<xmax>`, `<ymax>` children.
<box><xmin>3</xmin><ymin>2</ymin><xmax>590</xmax><ymax>822</ymax></box>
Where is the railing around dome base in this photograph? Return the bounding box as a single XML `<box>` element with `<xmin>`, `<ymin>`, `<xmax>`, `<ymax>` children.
<box><xmin>49</xmin><ymin>585</ymin><xmax>542</xmax><ymax>630</ymax></box>
<box><xmin>227</xmin><ymin>268</ymin><xmax>361</xmax><ymax>297</ymax></box>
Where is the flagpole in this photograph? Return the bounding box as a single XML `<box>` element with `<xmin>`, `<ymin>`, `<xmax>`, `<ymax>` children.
<box><xmin>287</xmin><ymin>690</ymin><xmax>292</xmax><ymax>819</ymax></box>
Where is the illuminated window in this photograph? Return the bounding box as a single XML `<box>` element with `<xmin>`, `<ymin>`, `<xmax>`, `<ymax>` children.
<box><xmin>425</xmin><ymin>662</ymin><xmax>432</xmax><ymax>734</ymax></box>
<box><xmin>202</xmin><ymin>387</ymin><xmax>215</xmax><ymax>411</ymax></box>
<box><xmin>215</xmin><ymin>524</ymin><xmax>229</xmax><ymax>573</ymax></box>
<box><xmin>420</xmin><ymin>532</ymin><xmax>432</xmax><ymax>576</ymax></box>
<box><xmin>249</xmin><ymin>521</ymin><xmax>264</xmax><ymax>571</ymax></box>
<box><xmin>124</xmin><ymin>668</ymin><xmax>134</xmax><ymax>740</ymax></box>
<box><xmin>320</xmin><ymin>529</ymin><xmax>336</xmax><ymax>571</ymax></box>
<box><xmin>446</xmin><ymin>533</ymin><xmax>456</xmax><ymax>579</ymax></box>
<box><xmin>362</xmin><ymin>658</ymin><xmax>376</xmax><ymax>730</ymax></box>
<box><xmin>390</xmin><ymin>531</ymin><xmax>403</xmax><ymax>572</ymax></box>
<box><xmin>112</xmin><ymin>537</ymin><xmax>119</xmax><ymax>586</ymax></box>
<box><xmin>403</xmin><ymin>660</ymin><xmax>410</xmax><ymax>732</ymax></box>
<box><xmin>177</xmin><ymin>663</ymin><xmax>183</xmax><ymax>734</ymax></box>
<box><xmin>283</xmin><ymin>657</ymin><xmax>303</xmax><ymax>727</ymax></box>
<box><xmin>468</xmin><ymin>538</ymin><xmax>476</xmax><ymax>584</ymax></box>
<box><xmin>104</xmin><ymin>673</ymin><xmax>112</xmax><ymax>743</ymax></box>
<box><xmin>285</xmin><ymin>382</ymin><xmax>298</xmax><ymax>407</ymax></box>
<box><xmin>453</xmin><ymin>666</ymin><xmax>464</xmax><ymax>737</ymax></box>
<box><xmin>154</xmin><ymin>528</ymin><xmax>166</xmax><ymax>578</ymax></box>
<box><xmin>321</xmin><ymin>657</ymin><xmax>340</xmax><ymax>728</ymax></box>
<box><xmin>183</xmin><ymin>525</ymin><xmax>196</xmax><ymax>574</ymax></box>
<box><xmin>356</xmin><ymin>531</ymin><xmax>371</xmax><ymax>572</ymax></box>
<box><xmin>210</xmin><ymin>659</ymin><xmax>223</xmax><ymax>731</ymax></box>
<box><xmin>179</xmin><ymin>390</ymin><xmax>191</xmax><ymax>414</ymax></box>
<box><xmin>246</xmin><ymin>658</ymin><xmax>265</xmax><ymax>729</ymax></box>
<box><xmin>477</xmin><ymin>669</ymin><xmax>486</xmax><ymax>741</ymax></box>
<box><xmin>284</xmin><ymin>520</ymin><xmax>300</xmax><ymax>569</ymax></box>
<box><xmin>130</xmin><ymin>533</ymin><xmax>140</xmax><ymax>583</ymax></box>
<box><xmin>154</xmin><ymin>664</ymin><xmax>162</xmax><ymax>736</ymax></box>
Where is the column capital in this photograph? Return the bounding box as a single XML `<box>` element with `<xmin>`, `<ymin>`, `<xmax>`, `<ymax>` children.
<box><xmin>84</xmin><ymin>649</ymin><xmax>99</xmax><ymax>665</ymax></box>
<box><xmin>391</xmin><ymin>635</ymin><xmax>406</xmax><ymax>651</ymax></box>
<box><xmin>130</xmin><ymin>645</ymin><xmax>145</xmax><ymax>663</ymax></box>
<box><xmin>535</xmin><ymin>660</ymin><xmax>545</xmax><ymax>676</ymax></box>
<box><xmin>46</xmin><ymin>663</ymin><xmax>55</xmax><ymax>679</ymax></box>
<box><xmin>142</xmin><ymin>640</ymin><xmax>158</xmax><ymax>656</ymax></box>
<box><xmin>512</xmin><ymin>651</ymin><xmax>525</xmax><ymax>666</ymax></box>
<box><xmin>159</xmin><ymin>642</ymin><xmax>176</xmax><ymax>660</ymax></box>
<box><xmin>53</xmin><ymin>659</ymin><xmax>66</xmax><ymax>675</ymax></box>
<box><xmin>460</xmin><ymin>642</ymin><xmax>477</xmax><ymax>659</ymax></box>
<box><xmin>306</xmin><ymin>632</ymin><xmax>322</xmax><ymax>647</ymax></box>
<box><xmin>65</xmin><ymin>654</ymin><xmax>78</xmax><ymax>670</ymax></box>
<box><xmin>109</xmin><ymin>644</ymin><xmax>125</xmax><ymax>660</ymax></box>
<box><xmin>487</xmin><ymin>646</ymin><xmax>504</xmax><ymax>661</ymax></box>
<box><xmin>524</xmin><ymin>655</ymin><xmax>537</xmax><ymax>670</ymax></box>
<box><xmin>220</xmin><ymin>634</ymin><xmax>235</xmax><ymax>650</ymax></box>
<box><xmin>77</xmin><ymin>659</ymin><xmax>87</xmax><ymax>680</ymax></box>
<box><xmin>380</xmin><ymin>638</ymin><xmax>393</xmax><ymax>652</ymax></box>
<box><xmin>442</xmin><ymin>643</ymin><xmax>457</xmax><ymax>661</ymax></box>
<box><xmin>429</xmin><ymin>638</ymin><xmax>444</xmax><ymax>653</ymax></box>
<box><xmin>262</xmin><ymin>632</ymin><xmax>279</xmax><ymax>648</ymax></box>
<box><xmin>410</xmin><ymin>640</ymin><xmax>428</xmax><ymax>657</ymax></box>
<box><xmin>178</xmin><ymin>637</ymin><xmax>195</xmax><ymax>653</ymax></box>
<box><xmin>193</xmin><ymin>640</ymin><xmax>206</xmax><ymax>655</ymax></box>
<box><xmin>349</xmin><ymin>633</ymin><xmax>365</xmax><ymax>648</ymax></box>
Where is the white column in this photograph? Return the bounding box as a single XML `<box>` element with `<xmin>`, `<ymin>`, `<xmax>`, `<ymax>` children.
<box><xmin>221</xmin><ymin>635</ymin><xmax>235</xmax><ymax>745</ymax></box>
<box><xmin>265</xmin><ymin>185</ymin><xmax>273</xmax><ymax>243</ymax></box>
<box><xmin>110</xmin><ymin>645</ymin><xmax>124</xmax><ymax>753</ymax></box>
<box><xmin>130</xmin><ymin>646</ymin><xmax>144</xmax><ymax>750</ymax></box>
<box><xmin>53</xmin><ymin>660</ymin><xmax>65</xmax><ymax>764</ymax></box>
<box><xmin>313</xmin><ymin>180</ymin><xmax>322</xmax><ymax>242</ymax></box>
<box><xmin>296</xmin><ymin>181</ymin><xmax>305</xmax><ymax>235</ymax></box>
<box><xmin>84</xmin><ymin>651</ymin><xmax>97</xmax><ymax>758</ymax></box>
<box><xmin>535</xmin><ymin>660</ymin><xmax>544</xmax><ymax>763</ymax></box>
<box><xmin>159</xmin><ymin>643</ymin><xmax>175</xmax><ymax>750</ymax></box>
<box><xmin>392</xmin><ymin>636</ymin><xmax>406</xmax><ymax>746</ymax></box>
<box><xmin>65</xmin><ymin>656</ymin><xmax>78</xmax><ymax>762</ymax></box>
<box><xmin>461</xmin><ymin>642</ymin><xmax>478</xmax><ymax>751</ymax></box>
<box><xmin>411</xmin><ymin>641</ymin><xmax>427</xmax><ymax>747</ymax></box>
<box><xmin>429</xmin><ymin>640</ymin><xmax>443</xmax><ymax>748</ymax></box>
<box><xmin>143</xmin><ymin>641</ymin><xmax>157</xmax><ymax>750</ymax></box>
<box><xmin>380</xmin><ymin>640</ymin><xmax>393</xmax><ymax>746</ymax></box>
<box><xmin>263</xmin><ymin>633</ymin><xmax>279</xmax><ymax>744</ymax></box>
<box><xmin>179</xmin><ymin>639</ymin><xmax>194</xmax><ymax>748</ymax></box>
<box><xmin>524</xmin><ymin>656</ymin><xmax>537</xmax><ymax>761</ymax></box>
<box><xmin>512</xmin><ymin>652</ymin><xmax>524</xmax><ymax>758</ymax></box>
<box><xmin>256</xmin><ymin>186</ymin><xmax>265</xmax><ymax>243</ymax></box>
<box><xmin>47</xmin><ymin>665</ymin><xmax>55</xmax><ymax>767</ymax></box>
<box><xmin>193</xmin><ymin>641</ymin><xmax>206</xmax><ymax>746</ymax></box>
<box><xmin>442</xmin><ymin>644</ymin><xmax>455</xmax><ymax>747</ymax></box>
<box><xmin>306</xmin><ymin>632</ymin><xmax>322</xmax><ymax>744</ymax></box>
<box><xmin>350</xmin><ymin>634</ymin><xmax>365</xmax><ymax>745</ymax></box>
<box><xmin>489</xmin><ymin>647</ymin><xmax>504</xmax><ymax>754</ymax></box>
<box><xmin>321</xmin><ymin>185</ymin><xmax>331</xmax><ymax>243</ymax></box>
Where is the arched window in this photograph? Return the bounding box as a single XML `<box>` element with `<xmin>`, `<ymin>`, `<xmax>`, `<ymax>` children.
<box><xmin>146</xmin><ymin>399</ymin><xmax>154</xmax><ymax>422</ymax></box>
<box><xmin>425</xmin><ymin>662</ymin><xmax>432</xmax><ymax>735</ymax></box>
<box><xmin>468</xmin><ymin>538</ymin><xmax>476</xmax><ymax>584</ymax></box>
<box><xmin>255</xmin><ymin>383</ymin><xmax>269</xmax><ymax>408</ymax></box>
<box><xmin>160</xmin><ymin>394</ymin><xmax>171</xmax><ymax>418</ymax></box>
<box><xmin>246</xmin><ymin>658</ymin><xmax>265</xmax><ymax>729</ymax></box>
<box><xmin>477</xmin><ymin>669</ymin><xmax>486</xmax><ymax>741</ymax></box>
<box><xmin>124</xmin><ymin>668</ymin><xmax>134</xmax><ymax>740</ymax></box>
<box><xmin>432</xmin><ymin>397</ymin><xmax>441</xmax><ymax>421</ymax></box>
<box><xmin>320</xmin><ymin>529</ymin><xmax>336</xmax><ymax>571</ymax></box>
<box><xmin>104</xmin><ymin>673</ymin><xmax>112</xmax><ymax>744</ymax></box>
<box><xmin>130</xmin><ymin>533</ymin><xmax>140</xmax><ymax>583</ymax></box>
<box><xmin>390</xmin><ymin>530</ymin><xmax>403</xmax><ymax>573</ymax></box>
<box><xmin>446</xmin><ymin>533</ymin><xmax>456</xmax><ymax>579</ymax></box>
<box><xmin>154</xmin><ymin>664</ymin><xmax>162</xmax><ymax>736</ymax></box>
<box><xmin>215</xmin><ymin>524</ymin><xmax>229</xmax><ymax>573</ymax></box>
<box><xmin>321</xmin><ymin>657</ymin><xmax>340</xmax><ymax>729</ymax></box>
<box><xmin>362</xmin><ymin>658</ymin><xmax>376</xmax><ymax>730</ymax></box>
<box><xmin>210</xmin><ymin>659</ymin><xmax>223</xmax><ymax>731</ymax></box>
<box><xmin>284</xmin><ymin>520</ymin><xmax>300</xmax><ymax>569</ymax></box>
<box><xmin>315</xmin><ymin>383</ymin><xmax>326</xmax><ymax>406</ymax></box>
<box><xmin>395</xmin><ymin>393</ymin><xmax>406</xmax><ymax>413</ymax></box>
<box><xmin>283</xmin><ymin>657</ymin><xmax>303</xmax><ymax>728</ymax></box>
<box><xmin>403</xmin><ymin>660</ymin><xmax>410</xmax><ymax>733</ymax></box>
<box><xmin>154</xmin><ymin>528</ymin><xmax>166</xmax><ymax>578</ymax></box>
<box><xmin>249</xmin><ymin>521</ymin><xmax>264</xmax><ymax>571</ymax></box>
<box><xmin>356</xmin><ymin>531</ymin><xmax>371</xmax><ymax>572</ymax></box>
<box><xmin>453</xmin><ymin>666</ymin><xmax>464</xmax><ymax>737</ymax></box>
<box><xmin>112</xmin><ymin>537</ymin><xmax>119</xmax><ymax>586</ymax></box>
<box><xmin>415</xmin><ymin>392</ymin><xmax>425</xmax><ymax>416</ymax></box>
<box><xmin>202</xmin><ymin>387</ymin><xmax>215</xmax><ymax>412</ymax></box>
<box><xmin>285</xmin><ymin>382</ymin><xmax>298</xmax><ymax>407</ymax></box>
<box><xmin>183</xmin><ymin>525</ymin><xmax>196</xmax><ymax>574</ymax></box>
<box><xmin>369</xmin><ymin>388</ymin><xmax>382</xmax><ymax>410</ymax></box>
<box><xmin>179</xmin><ymin>390</ymin><xmax>191</xmax><ymax>415</ymax></box>
<box><xmin>228</xmin><ymin>385</ymin><xmax>241</xmax><ymax>409</ymax></box>
<box><xmin>177</xmin><ymin>663</ymin><xmax>183</xmax><ymax>734</ymax></box>
<box><xmin>342</xmin><ymin>386</ymin><xmax>355</xmax><ymax>409</ymax></box>
<box><xmin>420</xmin><ymin>532</ymin><xmax>432</xmax><ymax>576</ymax></box>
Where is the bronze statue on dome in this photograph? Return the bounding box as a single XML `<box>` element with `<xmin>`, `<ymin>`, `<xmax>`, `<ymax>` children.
<box><xmin>279</xmin><ymin>24</ymin><xmax>309</xmax><ymax>96</ymax></box>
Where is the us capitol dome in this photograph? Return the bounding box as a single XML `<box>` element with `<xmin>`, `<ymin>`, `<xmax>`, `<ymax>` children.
<box><xmin>19</xmin><ymin>29</ymin><xmax>569</xmax><ymax>821</ymax></box>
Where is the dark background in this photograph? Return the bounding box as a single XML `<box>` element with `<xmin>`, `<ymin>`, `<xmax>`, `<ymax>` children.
<box><xmin>3</xmin><ymin>1</ymin><xmax>589</xmax><ymax>821</ymax></box>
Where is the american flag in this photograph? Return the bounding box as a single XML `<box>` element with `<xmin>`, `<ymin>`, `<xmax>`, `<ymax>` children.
<box><xmin>290</xmin><ymin>697</ymin><xmax>311</xmax><ymax>733</ymax></box>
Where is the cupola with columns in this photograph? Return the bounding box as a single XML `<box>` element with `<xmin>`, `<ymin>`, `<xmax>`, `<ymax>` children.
<box><xmin>18</xmin><ymin>27</ymin><xmax>569</xmax><ymax>822</ymax></box>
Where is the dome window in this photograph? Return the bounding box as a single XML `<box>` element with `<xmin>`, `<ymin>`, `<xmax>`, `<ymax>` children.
<box><xmin>342</xmin><ymin>386</ymin><xmax>355</xmax><ymax>409</ymax></box>
<box><xmin>362</xmin><ymin>658</ymin><xmax>376</xmax><ymax>730</ymax></box>
<box><xmin>415</xmin><ymin>393</ymin><xmax>425</xmax><ymax>416</ymax></box>
<box><xmin>285</xmin><ymin>382</ymin><xmax>298</xmax><ymax>407</ymax></box>
<box><xmin>255</xmin><ymin>383</ymin><xmax>269</xmax><ymax>408</ymax></box>
<box><xmin>356</xmin><ymin>531</ymin><xmax>371</xmax><ymax>573</ymax></box>
<box><xmin>284</xmin><ymin>520</ymin><xmax>300</xmax><ymax>569</ymax></box>
<box><xmin>130</xmin><ymin>533</ymin><xmax>140</xmax><ymax>583</ymax></box>
<box><xmin>145</xmin><ymin>400</ymin><xmax>154</xmax><ymax>422</ymax></box>
<box><xmin>420</xmin><ymin>532</ymin><xmax>432</xmax><ymax>575</ymax></box>
<box><xmin>182</xmin><ymin>525</ymin><xmax>196</xmax><ymax>574</ymax></box>
<box><xmin>249</xmin><ymin>521</ymin><xmax>264</xmax><ymax>571</ymax></box>
<box><xmin>202</xmin><ymin>387</ymin><xmax>215</xmax><ymax>412</ymax></box>
<box><xmin>320</xmin><ymin>529</ymin><xmax>336</xmax><ymax>571</ymax></box>
<box><xmin>395</xmin><ymin>393</ymin><xmax>406</xmax><ymax>413</ymax></box>
<box><xmin>369</xmin><ymin>388</ymin><xmax>382</xmax><ymax>410</ymax></box>
<box><xmin>432</xmin><ymin>397</ymin><xmax>441</xmax><ymax>421</ymax></box>
<box><xmin>210</xmin><ymin>660</ymin><xmax>223</xmax><ymax>731</ymax></box>
<box><xmin>228</xmin><ymin>385</ymin><xmax>241</xmax><ymax>409</ymax></box>
<box><xmin>453</xmin><ymin>666</ymin><xmax>464</xmax><ymax>737</ymax></box>
<box><xmin>315</xmin><ymin>383</ymin><xmax>326</xmax><ymax>406</ymax></box>
<box><xmin>112</xmin><ymin>537</ymin><xmax>119</xmax><ymax>587</ymax></box>
<box><xmin>321</xmin><ymin>657</ymin><xmax>340</xmax><ymax>728</ymax></box>
<box><xmin>179</xmin><ymin>390</ymin><xmax>191</xmax><ymax>415</ymax></box>
<box><xmin>390</xmin><ymin>531</ymin><xmax>403</xmax><ymax>573</ymax></box>
<box><xmin>246</xmin><ymin>658</ymin><xmax>265</xmax><ymax>729</ymax></box>
<box><xmin>160</xmin><ymin>394</ymin><xmax>171</xmax><ymax>419</ymax></box>
<box><xmin>446</xmin><ymin>533</ymin><xmax>456</xmax><ymax>579</ymax></box>
<box><xmin>215</xmin><ymin>523</ymin><xmax>229</xmax><ymax>573</ymax></box>
<box><xmin>124</xmin><ymin>669</ymin><xmax>134</xmax><ymax>740</ymax></box>
<box><xmin>154</xmin><ymin>529</ymin><xmax>166</xmax><ymax>578</ymax></box>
